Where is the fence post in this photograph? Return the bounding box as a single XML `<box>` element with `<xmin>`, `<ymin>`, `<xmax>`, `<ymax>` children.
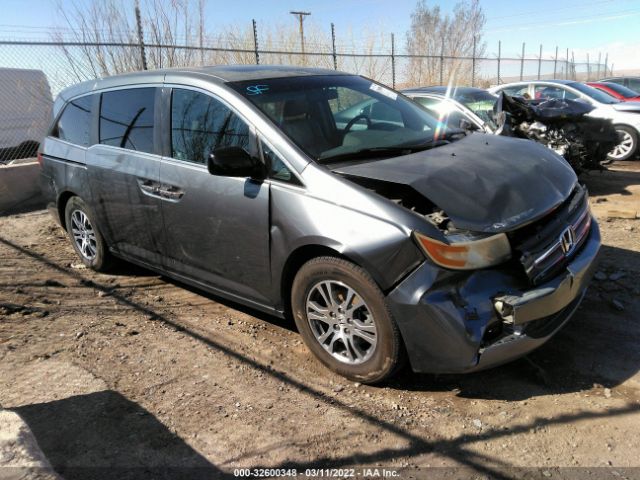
<box><xmin>471</xmin><ymin>35</ymin><xmax>477</xmax><ymax>87</ymax></box>
<box><xmin>571</xmin><ymin>51</ymin><xmax>575</xmax><ymax>80</ymax></box>
<box><xmin>597</xmin><ymin>52</ymin><xmax>601</xmax><ymax>79</ymax></box>
<box><xmin>537</xmin><ymin>44</ymin><xmax>542</xmax><ymax>80</ymax></box>
<box><xmin>252</xmin><ymin>19</ymin><xmax>259</xmax><ymax>65</ymax></box>
<box><xmin>439</xmin><ymin>37</ymin><xmax>444</xmax><ymax>85</ymax></box>
<box><xmin>610</xmin><ymin>63</ymin><xmax>614</xmax><ymax>77</ymax></box>
<box><xmin>331</xmin><ymin>23</ymin><xmax>337</xmax><ymax>70</ymax></box>
<box><xmin>553</xmin><ymin>46</ymin><xmax>558</xmax><ymax>78</ymax></box>
<box><xmin>391</xmin><ymin>33</ymin><xmax>396</xmax><ymax>89</ymax></box>
<box><xmin>134</xmin><ymin>0</ymin><xmax>147</xmax><ymax>70</ymax></box>
<box><xmin>519</xmin><ymin>42</ymin><xmax>525</xmax><ymax>81</ymax></box>
<box><xmin>604</xmin><ymin>53</ymin><xmax>609</xmax><ymax>78</ymax></box>
<box><xmin>497</xmin><ymin>40</ymin><xmax>501</xmax><ymax>85</ymax></box>
<box><xmin>565</xmin><ymin>48</ymin><xmax>569</xmax><ymax>79</ymax></box>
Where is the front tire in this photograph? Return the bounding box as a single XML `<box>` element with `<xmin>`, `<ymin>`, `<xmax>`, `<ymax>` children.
<box><xmin>607</xmin><ymin>125</ymin><xmax>638</xmax><ymax>161</ymax></box>
<box><xmin>291</xmin><ymin>256</ymin><xmax>404</xmax><ymax>384</ymax></box>
<box><xmin>64</xmin><ymin>196</ymin><xmax>111</xmax><ymax>272</ymax></box>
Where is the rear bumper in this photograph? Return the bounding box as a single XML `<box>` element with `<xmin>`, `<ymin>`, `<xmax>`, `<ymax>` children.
<box><xmin>387</xmin><ymin>218</ymin><xmax>601</xmax><ymax>374</ymax></box>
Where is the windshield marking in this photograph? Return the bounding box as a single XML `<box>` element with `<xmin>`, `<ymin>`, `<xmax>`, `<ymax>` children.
<box><xmin>246</xmin><ymin>85</ymin><xmax>270</xmax><ymax>95</ymax></box>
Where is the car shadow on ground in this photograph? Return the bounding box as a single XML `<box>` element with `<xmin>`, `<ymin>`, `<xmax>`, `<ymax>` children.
<box><xmin>13</xmin><ymin>390</ymin><xmax>230</xmax><ymax>480</ymax></box>
<box><xmin>4</xmin><ymin>236</ymin><xmax>640</xmax><ymax>404</ymax></box>
<box><xmin>2</xmin><ymin>235</ymin><xmax>640</xmax><ymax>479</ymax></box>
<box><xmin>580</xmin><ymin>163</ymin><xmax>640</xmax><ymax>196</ymax></box>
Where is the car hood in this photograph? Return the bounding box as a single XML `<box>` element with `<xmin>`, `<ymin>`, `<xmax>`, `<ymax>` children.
<box><xmin>612</xmin><ymin>101</ymin><xmax>640</xmax><ymax>112</ymax></box>
<box><xmin>333</xmin><ymin>134</ymin><xmax>577</xmax><ymax>233</ymax></box>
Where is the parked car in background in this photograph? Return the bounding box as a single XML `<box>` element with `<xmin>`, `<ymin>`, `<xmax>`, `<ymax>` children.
<box><xmin>403</xmin><ymin>86</ymin><xmax>617</xmax><ymax>172</ymax></box>
<box><xmin>587</xmin><ymin>81</ymin><xmax>640</xmax><ymax>102</ymax></box>
<box><xmin>489</xmin><ymin>80</ymin><xmax>640</xmax><ymax>161</ymax></box>
<box><xmin>41</xmin><ymin>66</ymin><xmax>600</xmax><ymax>383</ymax></box>
<box><xmin>0</xmin><ymin>68</ymin><xmax>52</xmax><ymax>164</ymax></box>
<box><xmin>598</xmin><ymin>76</ymin><xmax>640</xmax><ymax>93</ymax></box>
<box><xmin>403</xmin><ymin>86</ymin><xmax>497</xmax><ymax>132</ymax></box>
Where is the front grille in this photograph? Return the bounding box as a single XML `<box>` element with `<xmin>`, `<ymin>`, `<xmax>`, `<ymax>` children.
<box><xmin>509</xmin><ymin>185</ymin><xmax>591</xmax><ymax>285</ymax></box>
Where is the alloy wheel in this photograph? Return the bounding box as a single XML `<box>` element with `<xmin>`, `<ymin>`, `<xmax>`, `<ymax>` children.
<box><xmin>305</xmin><ymin>280</ymin><xmax>377</xmax><ymax>365</ymax></box>
<box><xmin>70</xmin><ymin>209</ymin><xmax>97</xmax><ymax>260</ymax></box>
<box><xmin>609</xmin><ymin>130</ymin><xmax>634</xmax><ymax>160</ymax></box>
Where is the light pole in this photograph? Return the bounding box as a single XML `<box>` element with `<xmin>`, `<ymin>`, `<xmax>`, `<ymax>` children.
<box><xmin>290</xmin><ymin>10</ymin><xmax>311</xmax><ymax>60</ymax></box>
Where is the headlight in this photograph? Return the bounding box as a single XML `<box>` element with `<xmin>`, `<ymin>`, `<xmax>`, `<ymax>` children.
<box><xmin>413</xmin><ymin>231</ymin><xmax>511</xmax><ymax>270</ymax></box>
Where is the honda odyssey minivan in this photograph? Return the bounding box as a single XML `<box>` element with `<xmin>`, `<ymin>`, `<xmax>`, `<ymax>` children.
<box><xmin>40</xmin><ymin>65</ymin><xmax>600</xmax><ymax>383</ymax></box>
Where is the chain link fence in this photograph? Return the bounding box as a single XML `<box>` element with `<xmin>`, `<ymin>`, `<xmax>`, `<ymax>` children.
<box><xmin>0</xmin><ymin>38</ymin><xmax>609</xmax><ymax>163</ymax></box>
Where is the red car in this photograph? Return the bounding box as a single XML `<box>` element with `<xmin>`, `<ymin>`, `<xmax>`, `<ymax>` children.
<box><xmin>587</xmin><ymin>81</ymin><xmax>640</xmax><ymax>102</ymax></box>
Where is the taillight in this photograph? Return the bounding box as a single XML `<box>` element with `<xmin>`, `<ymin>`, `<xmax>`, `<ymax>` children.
<box><xmin>37</xmin><ymin>152</ymin><xmax>43</xmax><ymax>167</ymax></box>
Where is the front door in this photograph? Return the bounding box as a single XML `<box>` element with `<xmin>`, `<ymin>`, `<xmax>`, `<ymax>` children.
<box><xmin>158</xmin><ymin>87</ymin><xmax>271</xmax><ymax>305</ymax></box>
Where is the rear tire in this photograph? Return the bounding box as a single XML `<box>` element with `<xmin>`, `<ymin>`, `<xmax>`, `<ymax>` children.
<box><xmin>607</xmin><ymin>125</ymin><xmax>638</xmax><ymax>161</ymax></box>
<box><xmin>291</xmin><ymin>256</ymin><xmax>404</xmax><ymax>384</ymax></box>
<box><xmin>64</xmin><ymin>196</ymin><xmax>111</xmax><ymax>272</ymax></box>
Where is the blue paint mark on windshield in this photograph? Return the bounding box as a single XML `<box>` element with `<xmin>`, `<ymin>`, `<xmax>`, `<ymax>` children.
<box><xmin>246</xmin><ymin>85</ymin><xmax>269</xmax><ymax>95</ymax></box>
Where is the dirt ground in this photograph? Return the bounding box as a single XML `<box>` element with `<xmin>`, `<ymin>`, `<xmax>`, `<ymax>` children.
<box><xmin>1</xmin><ymin>163</ymin><xmax>640</xmax><ymax>480</ymax></box>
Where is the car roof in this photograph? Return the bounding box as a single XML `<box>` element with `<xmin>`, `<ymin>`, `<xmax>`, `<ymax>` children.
<box><xmin>497</xmin><ymin>79</ymin><xmax>577</xmax><ymax>87</ymax></box>
<box><xmin>57</xmin><ymin>64</ymin><xmax>349</xmax><ymax>102</ymax></box>
<box><xmin>402</xmin><ymin>86</ymin><xmax>487</xmax><ymax>95</ymax></box>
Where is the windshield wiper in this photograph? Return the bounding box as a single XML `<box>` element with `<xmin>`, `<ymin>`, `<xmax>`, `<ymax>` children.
<box><xmin>319</xmin><ymin>141</ymin><xmax>449</xmax><ymax>164</ymax></box>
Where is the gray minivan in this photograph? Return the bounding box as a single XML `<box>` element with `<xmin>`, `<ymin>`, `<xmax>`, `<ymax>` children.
<box><xmin>40</xmin><ymin>65</ymin><xmax>600</xmax><ymax>383</ymax></box>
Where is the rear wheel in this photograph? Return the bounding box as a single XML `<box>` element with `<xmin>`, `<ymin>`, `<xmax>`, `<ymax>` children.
<box><xmin>64</xmin><ymin>196</ymin><xmax>111</xmax><ymax>271</ymax></box>
<box><xmin>608</xmin><ymin>125</ymin><xmax>638</xmax><ymax>161</ymax></box>
<box><xmin>291</xmin><ymin>256</ymin><xmax>404</xmax><ymax>384</ymax></box>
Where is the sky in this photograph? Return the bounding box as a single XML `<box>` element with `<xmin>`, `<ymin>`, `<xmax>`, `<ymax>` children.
<box><xmin>1</xmin><ymin>0</ymin><xmax>639</xmax><ymax>69</ymax></box>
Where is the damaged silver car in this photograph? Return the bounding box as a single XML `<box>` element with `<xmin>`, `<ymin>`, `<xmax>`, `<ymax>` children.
<box><xmin>404</xmin><ymin>86</ymin><xmax>619</xmax><ymax>172</ymax></box>
<box><xmin>40</xmin><ymin>66</ymin><xmax>600</xmax><ymax>383</ymax></box>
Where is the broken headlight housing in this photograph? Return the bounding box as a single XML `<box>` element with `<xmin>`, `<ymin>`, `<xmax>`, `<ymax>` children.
<box><xmin>413</xmin><ymin>231</ymin><xmax>512</xmax><ymax>270</ymax></box>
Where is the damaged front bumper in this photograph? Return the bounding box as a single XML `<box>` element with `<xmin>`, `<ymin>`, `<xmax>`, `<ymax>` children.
<box><xmin>387</xmin><ymin>218</ymin><xmax>601</xmax><ymax>374</ymax></box>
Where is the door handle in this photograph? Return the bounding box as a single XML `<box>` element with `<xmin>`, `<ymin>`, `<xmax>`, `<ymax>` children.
<box><xmin>158</xmin><ymin>185</ymin><xmax>184</xmax><ymax>201</ymax></box>
<box><xmin>138</xmin><ymin>178</ymin><xmax>162</xmax><ymax>197</ymax></box>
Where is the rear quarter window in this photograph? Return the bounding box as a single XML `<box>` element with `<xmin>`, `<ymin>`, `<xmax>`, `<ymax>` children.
<box><xmin>627</xmin><ymin>79</ymin><xmax>640</xmax><ymax>93</ymax></box>
<box><xmin>99</xmin><ymin>88</ymin><xmax>156</xmax><ymax>154</ymax></box>
<box><xmin>54</xmin><ymin>95</ymin><xmax>94</xmax><ymax>147</ymax></box>
<box><xmin>500</xmin><ymin>85</ymin><xmax>530</xmax><ymax>98</ymax></box>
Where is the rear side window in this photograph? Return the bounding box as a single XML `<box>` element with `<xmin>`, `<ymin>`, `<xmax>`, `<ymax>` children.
<box><xmin>534</xmin><ymin>85</ymin><xmax>578</xmax><ymax>101</ymax></box>
<box><xmin>55</xmin><ymin>95</ymin><xmax>93</xmax><ymax>147</ymax></box>
<box><xmin>171</xmin><ymin>88</ymin><xmax>250</xmax><ymax>164</ymax></box>
<box><xmin>501</xmin><ymin>85</ymin><xmax>530</xmax><ymax>98</ymax></box>
<box><xmin>99</xmin><ymin>88</ymin><xmax>155</xmax><ymax>154</ymax></box>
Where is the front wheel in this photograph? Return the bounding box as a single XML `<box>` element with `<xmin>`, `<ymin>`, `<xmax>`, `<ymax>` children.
<box><xmin>64</xmin><ymin>196</ymin><xmax>111</xmax><ymax>271</ymax></box>
<box><xmin>291</xmin><ymin>256</ymin><xmax>404</xmax><ymax>384</ymax></box>
<box><xmin>607</xmin><ymin>125</ymin><xmax>638</xmax><ymax>161</ymax></box>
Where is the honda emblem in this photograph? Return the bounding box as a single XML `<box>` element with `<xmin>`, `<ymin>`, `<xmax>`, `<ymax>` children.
<box><xmin>560</xmin><ymin>226</ymin><xmax>576</xmax><ymax>254</ymax></box>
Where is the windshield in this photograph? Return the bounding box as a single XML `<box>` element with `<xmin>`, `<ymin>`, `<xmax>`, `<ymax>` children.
<box><xmin>569</xmin><ymin>82</ymin><xmax>620</xmax><ymax>104</ymax></box>
<box><xmin>599</xmin><ymin>82</ymin><xmax>639</xmax><ymax>98</ymax></box>
<box><xmin>228</xmin><ymin>75</ymin><xmax>442</xmax><ymax>161</ymax></box>
<box><xmin>452</xmin><ymin>90</ymin><xmax>498</xmax><ymax>129</ymax></box>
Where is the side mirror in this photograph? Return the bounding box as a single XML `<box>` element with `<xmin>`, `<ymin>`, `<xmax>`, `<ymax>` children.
<box><xmin>207</xmin><ymin>146</ymin><xmax>266</xmax><ymax>180</ymax></box>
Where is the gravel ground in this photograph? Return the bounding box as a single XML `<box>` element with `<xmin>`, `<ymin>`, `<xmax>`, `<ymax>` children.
<box><xmin>1</xmin><ymin>163</ymin><xmax>639</xmax><ymax>480</ymax></box>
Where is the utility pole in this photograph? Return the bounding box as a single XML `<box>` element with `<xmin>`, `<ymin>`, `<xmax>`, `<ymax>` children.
<box><xmin>290</xmin><ymin>10</ymin><xmax>311</xmax><ymax>61</ymax></box>
<box><xmin>331</xmin><ymin>23</ymin><xmax>337</xmax><ymax>70</ymax></box>
<box><xmin>252</xmin><ymin>19</ymin><xmax>260</xmax><ymax>65</ymax></box>
<box><xmin>134</xmin><ymin>0</ymin><xmax>147</xmax><ymax>70</ymax></box>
